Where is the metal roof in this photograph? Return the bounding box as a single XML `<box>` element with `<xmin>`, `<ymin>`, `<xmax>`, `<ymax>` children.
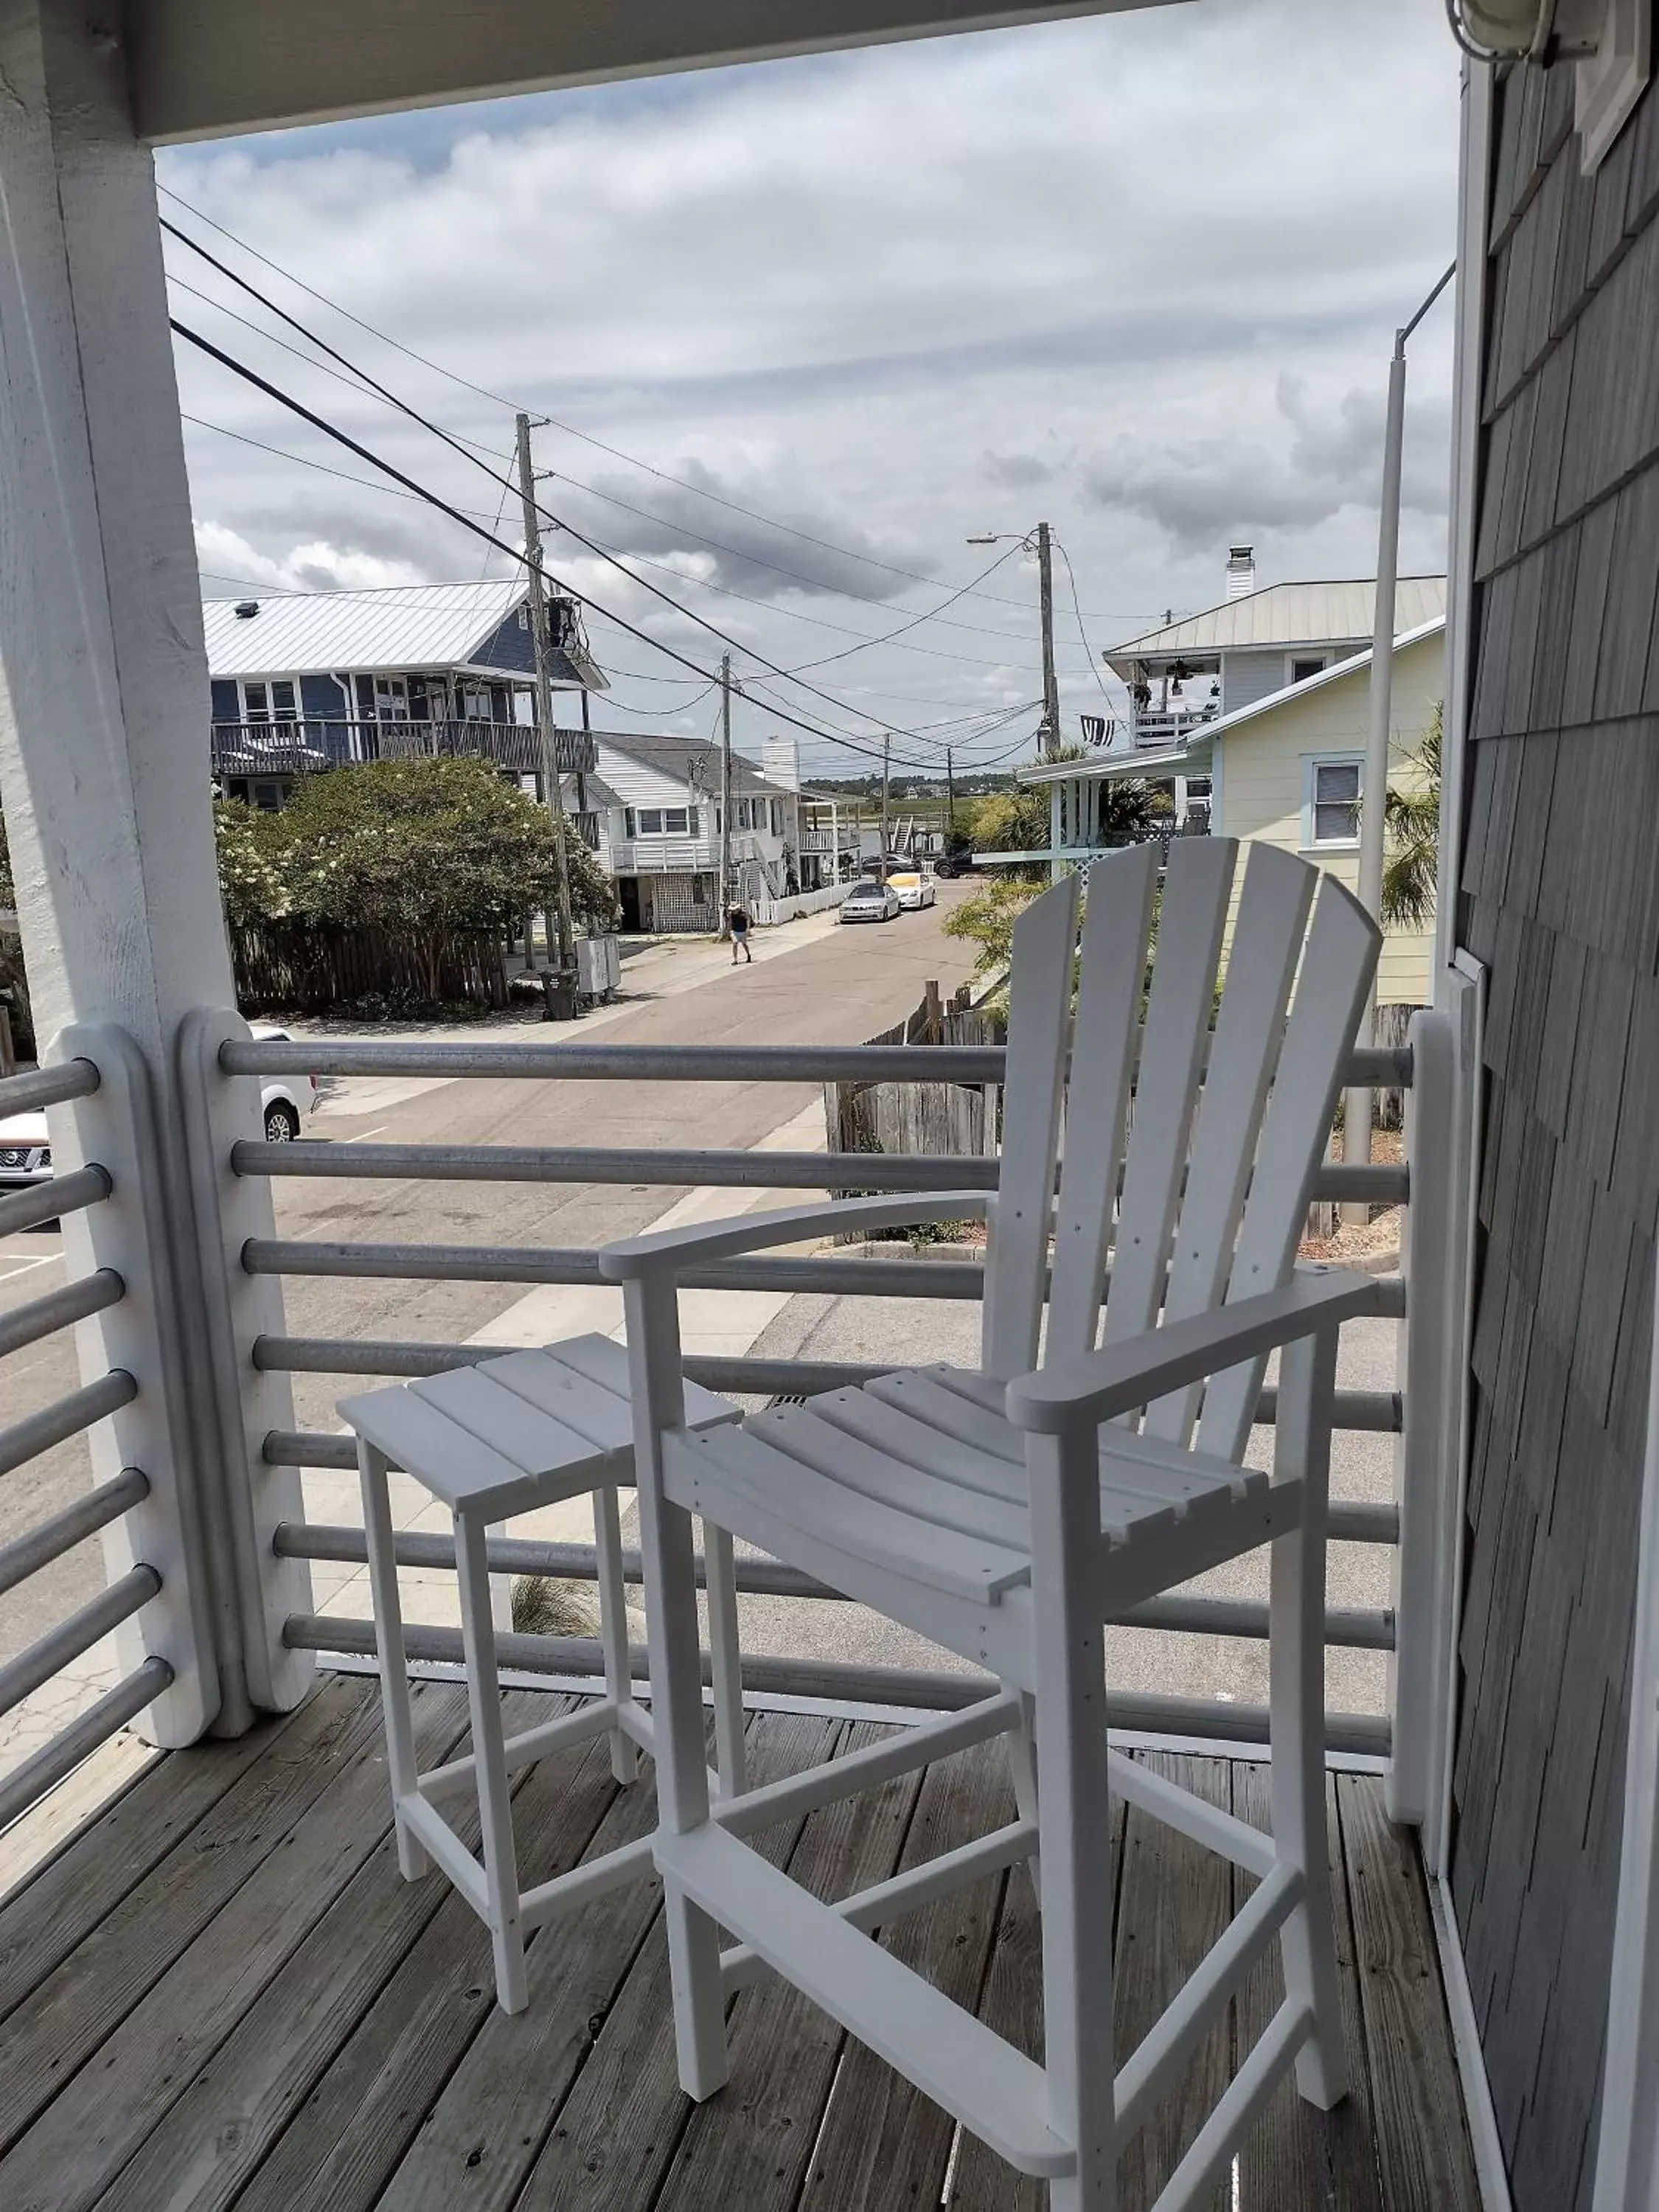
<box><xmin>1105</xmin><ymin>576</ymin><xmax>1447</xmax><ymax>675</ymax></box>
<box><xmin>595</xmin><ymin>730</ymin><xmax>797</xmax><ymax>799</ymax></box>
<box><xmin>201</xmin><ymin>579</ymin><xmax>599</xmax><ymax>686</ymax></box>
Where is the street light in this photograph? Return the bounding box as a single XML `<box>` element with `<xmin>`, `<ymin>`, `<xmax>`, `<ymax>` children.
<box><xmin>967</xmin><ymin>523</ymin><xmax>1060</xmax><ymax>757</ymax></box>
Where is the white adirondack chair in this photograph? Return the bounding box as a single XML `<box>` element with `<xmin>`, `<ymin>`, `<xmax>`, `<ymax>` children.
<box><xmin>600</xmin><ymin>838</ymin><xmax>1384</xmax><ymax>2211</ymax></box>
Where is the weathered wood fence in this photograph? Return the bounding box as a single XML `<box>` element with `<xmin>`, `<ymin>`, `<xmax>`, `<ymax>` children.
<box><xmin>230</xmin><ymin>922</ymin><xmax>511</xmax><ymax>1015</ymax></box>
<box><xmin>825</xmin><ymin>978</ymin><xmax>1006</xmax><ymax>1177</ymax></box>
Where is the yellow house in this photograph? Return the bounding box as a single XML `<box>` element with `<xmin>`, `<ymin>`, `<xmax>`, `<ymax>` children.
<box><xmin>1207</xmin><ymin>615</ymin><xmax>1444</xmax><ymax>1005</ymax></box>
<box><xmin>1018</xmin><ymin>611</ymin><xmax>1444</xmax><ymax>1006</ymax></box>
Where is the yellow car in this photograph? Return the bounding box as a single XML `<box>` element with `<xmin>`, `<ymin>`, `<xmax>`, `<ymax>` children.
<box><xmin>886</xmin><ymin>869</ymin><xmax>936</xmax><ymax>912</ymax></box>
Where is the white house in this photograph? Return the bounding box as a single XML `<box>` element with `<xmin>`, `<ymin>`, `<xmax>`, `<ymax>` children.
<box><xmin>585</xmin><ymin>730</ymin><xmax>815</xmax><ymax>933</ymax></box>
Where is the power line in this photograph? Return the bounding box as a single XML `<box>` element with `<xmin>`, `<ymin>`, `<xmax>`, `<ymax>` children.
<box><xmin>172</xmin><ymin>313</ymin><xmax>935</xmax><ymax>773</ymax></box>
<box><xmin>159</xmin><ymin>187</ymin><xmax>1156</xmax><ymax>629</ymax></box>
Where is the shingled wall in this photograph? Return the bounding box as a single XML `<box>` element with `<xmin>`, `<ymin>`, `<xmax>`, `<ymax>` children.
<box><xmin>1454</xmin><ymin>56</ymin><xmax>1659</xmax><ymax>2211</ymax></box>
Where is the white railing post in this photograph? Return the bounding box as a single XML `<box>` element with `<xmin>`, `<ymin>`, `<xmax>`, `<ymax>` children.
<box><xmin>178</xmin><ymin>1009</ymin><xmax>316</xmax><ymax>1717</ymax></box>
<box><xmin>45</xmin><ymin>1026</ymin><xmax>220</xmax><ymax>1747</ymax></box>
<box><xmin>1387</xmin><ymin>990</ymin><xmax>1481</xmax><ymax>1829</ymax></box>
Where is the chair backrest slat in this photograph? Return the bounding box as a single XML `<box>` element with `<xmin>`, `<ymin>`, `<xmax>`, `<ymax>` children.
<box><xmin>1141</xmin><ymin>844</ymin><xmax>1315</xmax><ymax>1445</ymax></box>
<box><xmin>1096</xmin><ymin>837</ymin><xmax>1237</xmax><ymax>1358</ymax></box>
<box><xmin>1195</xmin><ymin>875</ymin><xmax>1381</xmax><ymax>1463</ymax></box>
<box><xmin>986</xmin><ymin>844</ymin><xmax>1380</xmax><ymax>1453</ymax></box>
<box><xmin>1044</xmin><ymin>843</ymin><xmax>1158</xmax><ymax>1366</ymax></box>
<box><xmin>980</xmin><ymin>868</ymin><xmax>1080</xmax><ymax>1379</ymax></box>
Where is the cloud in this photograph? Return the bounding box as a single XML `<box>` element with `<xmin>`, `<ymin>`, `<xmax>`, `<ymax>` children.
<box><xmin>162</xmin><ymin>0</ymin><xmax>1461</xmax><ymax>769</ymax></box>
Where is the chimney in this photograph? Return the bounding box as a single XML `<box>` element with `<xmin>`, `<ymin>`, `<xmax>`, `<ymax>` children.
<box><xmin>1224</xmin><ymin>544</ymin><xmax>1256</xmax><ymax>601</ymax></box>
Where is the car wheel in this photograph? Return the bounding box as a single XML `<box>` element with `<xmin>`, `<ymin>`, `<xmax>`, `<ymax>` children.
<box><xmin>264</xmin><ymin>1102</ymin><xmax>300</xmax><ymax>1144</ymax></box>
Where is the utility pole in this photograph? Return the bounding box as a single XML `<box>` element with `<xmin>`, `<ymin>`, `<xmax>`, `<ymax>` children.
<box><xmin>515</xmin><ymin>411</ymin><xmax>576</xmax><ymax>993</ymax></box>
<box><xmin>718</xmin><ymin>653</ymin><xmax>734</xmax><ymax>937</ymax></box>
<box><xmin>1037</xmin><ymin>520</ymin><xmax>1060</xmax><ymax>759</ymax></box>
<box><xmin>946</xmin><ymin>745</ymin><xmax>956</xmax><ymax>842</ymax></box>
<box><xmin>880</xmin><ymin>734</ymin><xmax>891</xmax><ymax>874</ymax></box>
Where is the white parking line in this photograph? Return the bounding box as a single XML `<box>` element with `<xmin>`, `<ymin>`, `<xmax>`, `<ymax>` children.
<box><xmin>0</xmin><ymin>1253</ymin><xmax>59</xmax><ymax>1280</ymax></box>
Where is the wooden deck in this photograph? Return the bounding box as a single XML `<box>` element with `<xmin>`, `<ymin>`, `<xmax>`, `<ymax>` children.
<box><xmin>0</xmin><ymin>1672</ymin><xmax>1481</xmax><ymax>2211</ymax></box>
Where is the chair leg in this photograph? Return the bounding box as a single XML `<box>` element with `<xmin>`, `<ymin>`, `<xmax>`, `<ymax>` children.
<box><xmin>593</xmin><ymin>1482</ymin><xmax>639</xmax><ymax>1784</ymax></box>
<box><xmin>356</xmin><ymin>1436</ymin><xmax>428</xmax><ymax>1882</ymax></box>
<box><xmin>1004</xmin><ymin>1686</ymin><xmax>1042</xmax><ymax>1904</ymax></box>
<box><xmin>624</xmin><ymin>1275</ymin><xmax>729</xmax><ymax>2100</ymax></box>
<box><xmin>1028</xmin><ymin>1427</ymin><xmax>1119</xmax><ymax>2211</ymax></box>
<box><xmin>1269</xmin><ymin>1327</ymin><xmax>1349</xmax><ymax>2110</ymax></box>
<box><xmin>455</xmin><ymin>1509</ymin><xmax>529</xmax><ymax>2015</ymax></box>
<box><xmin>705</xmin><ymin>1521</ymin><xmax>748</xmax><ymax>1798</ymax></box>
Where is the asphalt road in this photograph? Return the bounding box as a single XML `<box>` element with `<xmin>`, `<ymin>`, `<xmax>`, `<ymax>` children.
<box><xmin>0</xmin><ymin>891</ymin><xmax>981</xmax><ymax>1660</ymax></box>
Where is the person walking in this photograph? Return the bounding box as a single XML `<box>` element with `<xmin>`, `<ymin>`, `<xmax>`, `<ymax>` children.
<box><xmin>728</xmin><ymin>904</ymin><xmax>752</xmax><ymax>964</ymax></box>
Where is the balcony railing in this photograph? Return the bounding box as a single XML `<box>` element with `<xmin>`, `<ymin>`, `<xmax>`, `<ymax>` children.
<box><xmin>1</xmin><ymin>1006</ymin><xmax>1470</xmax><ymax>1847</ymax></box>
<box><xmin>1126</xmin><ymin>704</ymin><xmax>1219</xmax><ymax>749</ymax></box>
<box><xmin>209</xmin><ymin>718</ymin><xmax>598</xmax><ymax>780</ymax></box>
<box><xmin>608</xmin><ymin>830</ymin><xmax>761</xmax><ymax>872</ymax></box>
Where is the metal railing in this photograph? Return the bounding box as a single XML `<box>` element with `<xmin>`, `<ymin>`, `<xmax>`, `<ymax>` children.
<box><xmin>209</xmin><ymin>718</ymin><xmax>598</xmax><ymax>779</ymax></box>
<box><xmin>206</xmin><ymin>1025</ymin><xmax>1437</xmax><ymax>1764</ymax></box>
<box><xmin>0</xmin><ymin>1054</ymin><xmax>175</xmax><ymax>1832</ymax></box>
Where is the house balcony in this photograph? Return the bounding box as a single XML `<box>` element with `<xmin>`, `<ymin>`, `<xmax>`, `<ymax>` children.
<box><xmin>0</xmin><ymin>1018</ymin><xmax>1484</xmax><ymax>2212</ymax></box>
<box><xmin>209</xmin><ymin>718</ymin><xmax>599</xmax><ymax>782</ymax></box>
<box><xmin>608</xmin><ymin>830</ymin><xmax>762</xmax><ymax>874</ymax></box>
<box><xmin>1126</xmin><ymin>704</ymin><xmax>1220</xmax><ymax>751</ymax></box>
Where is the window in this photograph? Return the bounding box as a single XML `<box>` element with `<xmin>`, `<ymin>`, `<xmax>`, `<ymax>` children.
<box><xmin>240</xmin><ymin>679</ymin><xmax>298</xmax><ymax>722</ymax></box>
<box><xmin>1290</xmin><ymin>655</ymin><xmax>1327</xmax><ymax>686</ymax></box>
<box><xmin>630</xmin><ymin>807</ymin><xmax>692</xmax><ymax>837</ymax></box>
<box><xmin>1307</xmin><ymin>757</ymin><xmax>1362</xmax><ymax>846</ymax></box>
<box><xmin>355</xmin><ymin>673</ymin><xmax>411</xmax><ymax>721</ymax></box>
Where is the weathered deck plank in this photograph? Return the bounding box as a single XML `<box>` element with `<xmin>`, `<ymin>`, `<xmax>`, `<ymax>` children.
<box><xmin>1339</xmin><ymin>1775</ymin><xmax>1485</xmax><ymax>2212</ymax></box>
<box><xmin>0</xmin><ymin>1681</ymin><xmax>473</xmax><ymax>2212</ymax></box>
<box><xmin>0</xmin><ymin>1683</ymin><xmax>1482</xmax><ymax>2212</ymax></box>
<box><xmin>660</xmin><ymin>1719</ymin><xmax>921</xmax><ymax>2212</ymax></box>
<box><xmin>509</xmin><ymin>1711</ymin><xmax>840</xmax><ymax>2212</ymax></box>
<box><xmin>0</xmin><ymin>1674</ymin><xmax>394</xmax><ymax>2157</ymax></box>
<box><xmin>794</xmin><ymin>1735</ymin><xmax>1013</xmax><ymax>2211</ymax></box>
<box><xmin>86</xmin><ymin>1691</ymin><xmax>576</xmax><ymax>2212</ymax></box>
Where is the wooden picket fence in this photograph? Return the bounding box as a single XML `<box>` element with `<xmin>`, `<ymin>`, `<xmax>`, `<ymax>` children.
<box><xmin>825</xmin><ymin>980</ymin><xmax>1006</xmax><ymax>1197</ymax></box>
<box><xmin>230</xmin><ymin>920</ymin><xmax>510</xmax><ymax>1015</ymax></box>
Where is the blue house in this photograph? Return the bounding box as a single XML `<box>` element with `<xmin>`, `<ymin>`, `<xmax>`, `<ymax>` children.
<box><xmin>204</xmin><ymin>578</ymin><xmax>604</xmax><ymax>807</ymax></box>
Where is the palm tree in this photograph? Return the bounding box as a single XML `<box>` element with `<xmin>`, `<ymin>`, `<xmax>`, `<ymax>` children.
<box><xmin>1382</xmin><ymin>703</ymin><xmax>1441</xmax><ymax>931</ymax></box>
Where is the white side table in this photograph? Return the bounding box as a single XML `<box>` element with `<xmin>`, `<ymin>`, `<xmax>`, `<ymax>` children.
<box><xmin>338</xmin><ymin>1333</ymin><xmax>738</xmax><ymax>2013</ymax></box>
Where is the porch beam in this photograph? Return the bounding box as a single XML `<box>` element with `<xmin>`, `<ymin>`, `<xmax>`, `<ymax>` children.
<box><xmin>125</xmin><ymin>0</ymin><xmax>1186</xmax><ymax>146</ymax></box>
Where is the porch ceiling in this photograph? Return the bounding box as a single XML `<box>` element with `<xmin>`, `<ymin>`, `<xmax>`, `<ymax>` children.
<box><xmin>125</xmin><ymin>0</ymin><xmax>1187</xmax><ymax>143</ymax></box>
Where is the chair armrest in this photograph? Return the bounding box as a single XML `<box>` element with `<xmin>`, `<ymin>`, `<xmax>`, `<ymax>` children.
<box><xmin>1004</xmin><ymin>1267</ymin><xmax>1383</xmax><ymax>1436</ymax></box>
<box><xmin>599</xmin><ymin>1190</ymin><xmax>992</xmax><ymax>1282</ymax></box>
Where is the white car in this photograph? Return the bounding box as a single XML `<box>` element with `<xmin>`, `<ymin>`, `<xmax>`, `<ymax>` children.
<box><xmin>887</xmin><ymin>869</ymin><xmax>937</xmax><ymax>911</ymax></box>
<box><xmin>0</xmin><ymin>1030</ymin><xmax>315</xmax><ymax>1186</ymax></box>
<box><xmin>839</xmin><ymin>880</ymin><xmax>900</xmax><ymax>924</ymax></box>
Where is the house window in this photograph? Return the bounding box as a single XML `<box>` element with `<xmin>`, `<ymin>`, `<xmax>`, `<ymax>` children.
<box><xmin>1306</xmin><ymin>757</ymin><xmax>1362</xmax><ymax>846</ymax></box>
<box><xmin>241</xmin><ymin>679</ymin><xmax>298</xmax><ymax>722</ymax></box>
<box><xmin>355</xmin><ymin>673</ymin><xmax>411</xmax><ymax>721</ymax></box>
<box><xmin>1290</xmin><ymin>655</ymin><xmax>1327</xmax><ymax>686</ymax></box>
<box><xmin>630</xmin><ymin>807</ymin><xmax>692</xmax><ymax>837</ymax></box>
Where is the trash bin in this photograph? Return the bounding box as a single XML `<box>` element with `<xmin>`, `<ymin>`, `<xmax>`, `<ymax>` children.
<box><xmin>542</xmin><ymin>971</ymin><xmax>579</xmax><ymax>1022</ymax></box>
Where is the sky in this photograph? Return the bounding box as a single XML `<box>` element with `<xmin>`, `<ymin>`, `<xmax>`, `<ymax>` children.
<box><xmin>159</xmin><ymin>0</ymin><xmax>1464</xmax><ymax>782</ymax></box>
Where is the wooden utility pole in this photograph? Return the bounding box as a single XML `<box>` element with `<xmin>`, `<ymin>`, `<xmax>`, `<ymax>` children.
<box><xmin>718</xmin><ymin>653</ymin><xmax>733</xmax><ymax>937</ymax></box>
<box><xmin>946</xmin><ymin>745</ymin><xmax>956</xmax><ymax>841</ymax></box>
<box><xmin>1037</xmin><ymin>520</ymin><xmax>1060</xmax><ymax>758</ymax></box>
<box><xmin>515</xmin><ymin>412</ymin><xmax>576</xmax><ymax>990</ymax></box>
<box><xmin>880</xmin><ymin>734</ymin><xmax>891</xmax><ymax>872</ymax></box>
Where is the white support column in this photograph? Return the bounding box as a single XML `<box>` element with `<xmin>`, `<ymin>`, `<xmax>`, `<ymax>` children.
<box><xmin>0</xmin><ymin>1</ymin><xmax>302</xmax><ymax>1739</ymax></box>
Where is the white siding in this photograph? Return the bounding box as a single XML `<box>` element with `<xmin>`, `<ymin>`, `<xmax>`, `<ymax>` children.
<box><xmin>1212</xmin><ymin>628</ymin><xmax>1443</xmax><ymax>1004</ymax></box>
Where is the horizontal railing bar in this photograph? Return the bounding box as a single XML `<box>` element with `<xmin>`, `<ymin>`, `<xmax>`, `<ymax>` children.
<box><xmin>274</xmin><ymin>1522</ymin><xmax>1394</xmax><ymax>1648</ymax></box>
<box><xmin>225</xmin><ymin>1036</ymin><xmax>1412</xmax><ymax>1091</ymax></box>
<box><xmin>240</xmin><ymin>1237</ymin><xmax>1405</xmax><ymax>1322</ymax></box>
<box><xmin>0</xmin><ymin>1563</ymin><xmax>161</xmax><ymax>1721</ymax></box>
<box><xmin>287</xmin><ymin>1614</ymin><xmax>1390</xmax><ymax>1753</ymax></box>
<box><xmin>0</xmin><ymin>1164</ymin><xmax>112</xmax><ymax>1241</ymax></box>
<box><xmin>0</xmin><ymin>1654</ymin><xmax>173</xmax><ymax>1834</ymax></box>
<box><xmin>0</xmin><ymin>1468</ymin><xmax>151</xmax><ymax>1599</ymax></box>
<box><xmin>242</xmin><ymin>1239</ymin><xmax>992</xmax><ymax>1303</ymax></box>
<box><xmin>0</xmin><ymin>1058</ymin><xmax>100</xmax><ymax>1116</ymax></box>
<box><xmin>0</xmin><ymin>1268</ymin><xmax>125</xmax><ymax>1362</ymax></box>
<box><xmin>0</xmin><ymin>1369</ymin><xmax>138</xmax><ymax>1480</ymax></box>
<box><xmin>230</xmin><ymin>1138</ymin><xmax>1408</xmax><ymax>1208</ymax></box>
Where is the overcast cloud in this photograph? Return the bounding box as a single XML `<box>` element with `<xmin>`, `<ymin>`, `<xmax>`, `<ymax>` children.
<box><xmin>160</xmin><ymin>0</ymin><xmax>1461</xmax><ymax>776</ymax></box>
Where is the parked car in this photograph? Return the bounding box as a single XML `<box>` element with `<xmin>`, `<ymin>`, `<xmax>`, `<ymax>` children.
<box><xmin>839</xmin><ymin>880</ymin><xmax>900</xmax><ymax>924</ymax></box>
<box><xmin>248</xmin><ymin>1025</ymin><xmax>318</xmax><ymax>1142</ymax></box>
<box><xmin>0</xmin><ymin>1027</ymin><xmax>313</xmax><ymax>1186</ymax></box>
<box><xmin>887</xmin><ymin>869</ymin><xmax>936</xmax><ymax>911</ymax></box>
